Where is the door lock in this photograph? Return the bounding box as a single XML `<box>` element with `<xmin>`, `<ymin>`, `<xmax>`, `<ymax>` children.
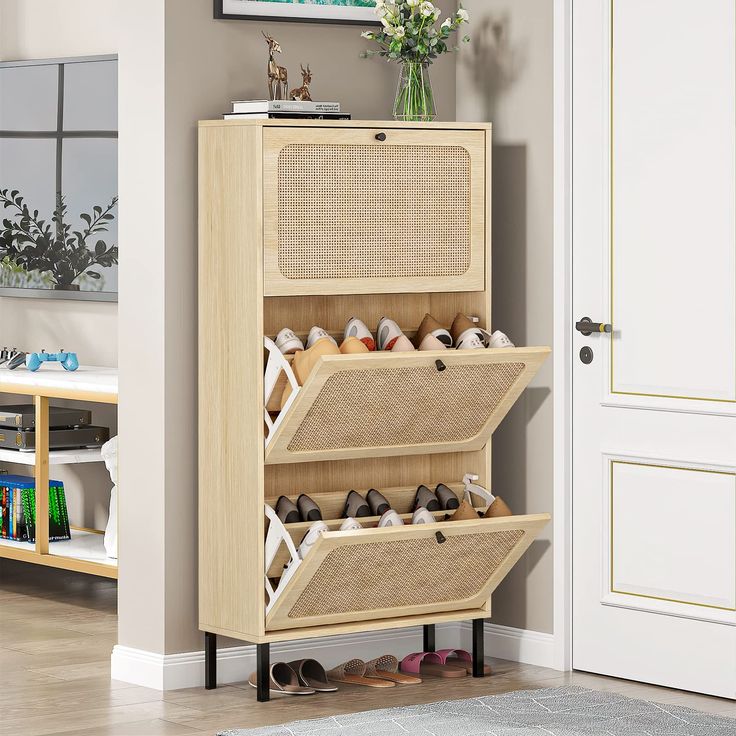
<box><xmin>576</xmin><ymin>317</ymin><xmax>612</xmax><ymax>336</ymax></box>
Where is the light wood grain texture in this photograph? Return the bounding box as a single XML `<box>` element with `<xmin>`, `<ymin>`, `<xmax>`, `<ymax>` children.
<box><xmin>0</xmin><ymin>543</ymin><xmax>117</xmax><ymax>578</ymax></box>
<box><xmin>264</xmin><ymin>452</ymin><xmax>487</xmax><ymax>503</ymax></box>
<box><xmin>200</xmin><ymin>119</ymin><xmax>493</xmax><ymax>131</ymax></box>
<box><xmin>198</xmin><ymin>124</ymin><xmax>265</xmax><ymax>640</ymax></box>
<box><xmin>262</xmin><ymin>127</ymin><xmax>486</xmax><ymax>296</ymax></box>
<box><xmin>34</xmin><ymin>395</ymin><xmax>50</xmax><ymax>556</ymax></box>
<box><xmin>265</xmin><ymin>347</ymin><xmax>550</xmax><ymax>465</ymax></box>
<box><xmin>266</xmin><ymin>513</ymin><xmax>550</xmax><ymax>631</ymax></box>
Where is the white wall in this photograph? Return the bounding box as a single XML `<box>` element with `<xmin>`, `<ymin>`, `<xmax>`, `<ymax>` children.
<box><xmin>457</xmin><ymin>0</ymin><xmax>555</xmax><ymax>634</ymax></box>
<box><xmin>0</xmin><ymin>0</ymin><xmax>118</xmax><ymax>532</ymax></box>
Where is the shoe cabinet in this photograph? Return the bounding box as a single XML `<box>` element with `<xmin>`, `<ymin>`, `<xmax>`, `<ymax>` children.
<box><xmin>198</xmin><ymin>120</ymin><xmax>551</xmax><ymax>700</ymax></box>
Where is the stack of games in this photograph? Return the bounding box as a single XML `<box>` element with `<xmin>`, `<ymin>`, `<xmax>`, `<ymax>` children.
<box><xmin>0</xmin><ymin>474</ymin><xmax>71</xmax><ymax>543</ymax></box>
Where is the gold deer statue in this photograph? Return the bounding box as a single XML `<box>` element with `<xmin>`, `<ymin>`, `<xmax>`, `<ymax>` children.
<box><xmin>290</xmin><ymin>64</ymin><xmax>313</xmax><ymax>102</ymax></box>
<box><xmin>263</xmin><ymin>32</ymin><xmax>288</xmax><ymax>100</ymax></box>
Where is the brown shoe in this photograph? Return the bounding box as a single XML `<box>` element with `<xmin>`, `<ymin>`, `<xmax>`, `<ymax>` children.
<box><xmin>248</xmin><ymin>662</ymin><xmax>315</xmax><ymax>696</ymax></box>
<box><xmin>449</xmin><ymin>499</ymin><xmax>480</xmax><ymax>521</ymax></box>
<box><xmin>280</xmin><ymin>337</ymin><xmax>341</xmax><ymax>410</ymax></box>
<box><xmin>416</xmin><ymin>313</ymin><xmax>453</xmax><ymax>348</ymax></box>
<box><xmin>484</xmin><ymin>496</ymin><xmax>513</xmax><ymax>518</ymax></box>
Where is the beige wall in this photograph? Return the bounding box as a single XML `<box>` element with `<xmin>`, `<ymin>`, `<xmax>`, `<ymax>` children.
<box><xmin>121</xmin><ymin>0</ymin><xmax>458</xmax><ymax>655</ymax></box>
<box><xmin>0</xmin><ymin>0</ymin><xmax>118</xmax><ymax>534</ymax></box>
<box><xmin>457</xmin><ymin>0</ymin><xmax>555</xmax><ymax>634</ymax></box>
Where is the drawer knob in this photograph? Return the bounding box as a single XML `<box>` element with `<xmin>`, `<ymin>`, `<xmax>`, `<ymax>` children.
<box><xmin>435</xmin><ymin>531</ymin><xmax>447</xmax><ymax>544</ymax></box>
<box><xmin>375</xmin><ymin>132</ymin><xmax>387</xmax><ymax>142</ymax></box>
<box><xmin>435</xmin><ymin>359</ymin><xmax>446</xmax><ymax>372</ymax></box>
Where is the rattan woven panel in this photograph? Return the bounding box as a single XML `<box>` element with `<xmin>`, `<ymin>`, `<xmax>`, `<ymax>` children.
<box><xmin>287</xmin><ymin>362</ymin><xmax>525</xmax><ymax>452</ymax></box>
<box><xmin>277</xmin><ymin>144</ymin><xmax>472</xmax><ymax>280</ymax></box>
<box><xmin>288</xmin><ymin>529</ymin><xmax>525</xmax><ymax>619</ymax></box>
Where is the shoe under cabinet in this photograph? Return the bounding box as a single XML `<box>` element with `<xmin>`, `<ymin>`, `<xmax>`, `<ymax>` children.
<box><xmin>198</xmin><ymin>120</ymin><xmax>551</xmax><ymax>700</ymax></box>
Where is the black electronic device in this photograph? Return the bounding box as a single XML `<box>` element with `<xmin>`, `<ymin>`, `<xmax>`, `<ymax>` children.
<box><xmin>0</xmin><ymin>404</ymin><xmax>92</xmax><ymax>430</ymax></box>
<box><xmin>0</xmin><ymin>426</ymin><xmax>110</xmax><ymax>451</ymax></box>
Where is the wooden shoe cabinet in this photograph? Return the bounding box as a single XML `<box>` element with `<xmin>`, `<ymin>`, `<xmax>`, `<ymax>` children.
<box><xmin>198</xmin><ymin>120</ymin><xmax>551</xmax><ymax>700</ymax></box>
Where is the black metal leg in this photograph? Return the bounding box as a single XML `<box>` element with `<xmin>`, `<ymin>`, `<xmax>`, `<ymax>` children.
<box><xmin>423</xmin><ymin>623</ymin><xmax>436</xmax><ymax>652</ymax></box>
<box><xmin>472</xmin><ymin>618</ymin><xmax>485</xmax><ymax>677</ymax></box>
<box><xmin>256</xmin><ymin>643</ymin><xmax>270</xmax><ymax>702</ymax></box>
<box><xmin>205</xmin><ymin>632</ymin><xmax>217</xmax><ymax>690</ymax></box>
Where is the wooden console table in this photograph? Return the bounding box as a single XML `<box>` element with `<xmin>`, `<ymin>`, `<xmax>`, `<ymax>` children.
<box><xmin>0</xmin><ymin>364</ymin><xmax>118</xmax><ymax>579</ymax></box>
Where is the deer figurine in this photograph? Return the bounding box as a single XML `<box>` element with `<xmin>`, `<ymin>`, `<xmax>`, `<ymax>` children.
<box><xmin>290</xmin><ymin>64</ymin><xmax>313</xmax><ymax>102</ymax></box>
<box><xmin>263</xmin><ymin>32</ymin><xmax>288</xmax><ymax>100</ymax></box>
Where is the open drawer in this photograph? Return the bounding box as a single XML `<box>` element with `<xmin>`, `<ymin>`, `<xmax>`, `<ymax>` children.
<box><xmin>266</xmin><ymin>513</ymin><xmax>550</xmax><ymax>632</ymax></box>
<box><xmin>265</xmin><ymin>347</ymin><xmax>550</xmax><ymax>464</ymax></box>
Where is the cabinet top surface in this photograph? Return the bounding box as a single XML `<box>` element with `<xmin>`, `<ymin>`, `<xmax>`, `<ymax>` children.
<box><xmin>198</xmin><ymin>119</ymin><xmax>491</xmax><ymax>131</ymax></box>
<box><xmin>0</xmin><ymin>364</ymin><xmax>118</xmax><ymax>401</ymax></box>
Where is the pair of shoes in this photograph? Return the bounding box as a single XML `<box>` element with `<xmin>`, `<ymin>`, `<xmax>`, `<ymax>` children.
<box><xmin>419</xmin><ymin>313</ymin><xmax>516</xmax><ymax>351</ymax></box>
<box><xmin>376</xmin><ymin>316</ymin><xmax>452</xmax><ymax>352</ymax></box>
<box><xmin>248</xmin><ymin>658</ymin><xmax>337</xmax><ymax>696</ymax></box>
<box><xmin>326</xmin><ymin>656</ymin><xmax>421</xmax><ymax>687</ymax></box>
<box><xmin>276</xmin><ymin>494</ymin><xmax>321</xmax><ymax>524</ymax></box>
<box><xmin>415</xmin><ymin>483</ymin><xmax>460</xmax><ymax>512</ymax></box>
<box><xmin>275</xmin><ymin>322</ymin><xmax>375</xmax><ymax>356</ymax></box>
<box><xmin>344</xmin><ymin>489</ymin><xmax>390</xmax><ymax>518</ymax></box>
<box><xmin>378</xmin><ymin>507</ymin><xmax>436</xmax><ymax>527</ymax></box>
<box><xmin>400</xmin><ymin>649</ymin><xmax>491</xmax><ymax>678</ymax></box>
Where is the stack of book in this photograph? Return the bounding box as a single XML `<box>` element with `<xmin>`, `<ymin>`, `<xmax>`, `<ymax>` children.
<box><xmin>0</xmin><ymin>475</ymin><xmax>71</xmax><ymax>543</ymax></box>
<box><xmin>224</xmin><ymin>100</ymin><xmax>350</xmax><ymax>121</ymax></box>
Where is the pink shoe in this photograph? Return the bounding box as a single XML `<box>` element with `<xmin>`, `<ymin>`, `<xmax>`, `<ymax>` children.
<box><xmin>418</xmin><ymin>334</ymin><xmax>447</xmax><ymax>351</ymax></box>
<box><xmin>391</xmin><ymin>335</ymin><xmax>416</xmax><ymax>352</ymax></box>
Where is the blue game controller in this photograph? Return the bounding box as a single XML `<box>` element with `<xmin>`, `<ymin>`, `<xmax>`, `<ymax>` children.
<box><xmin>26</xmin><ymin>349</ymin><xmax>79</xmax><ymax>372</ymax></box>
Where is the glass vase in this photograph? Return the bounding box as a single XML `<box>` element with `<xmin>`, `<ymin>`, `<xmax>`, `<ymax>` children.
<box><xmin>393</xmin><ymin>61</ymin><xmax>436</xmax><ymax>122</ymax></box>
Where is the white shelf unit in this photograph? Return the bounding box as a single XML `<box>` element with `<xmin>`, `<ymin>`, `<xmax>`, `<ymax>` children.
<box><xmin>0</xmin><ymin>448</ymin><xmax>104</xmax><ymax>466</ymax></box>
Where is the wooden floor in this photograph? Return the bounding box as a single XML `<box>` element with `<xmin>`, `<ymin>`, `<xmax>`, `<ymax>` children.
<box><xmin>2</xmin><ymin>560</ymin><xmax>735</xmax><ymax>736</ymax></box>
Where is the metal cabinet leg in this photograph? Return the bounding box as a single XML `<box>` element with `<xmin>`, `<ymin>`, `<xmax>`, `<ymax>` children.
<box><xmin>205</xmin><ymin>632</ymin><xmax>217</xmax><ymax>689</ymax></box>
<box><xmin>256</xmin><ymin>643</ymin><xmax>270</xmax><ymax>702</ymax></box>
<box><xmin>472</xmin><ymin>618</ymin><xmax>485</xmax><ymax>678</ymax></box>
<box><xmin>423</xmin><ymin>623</ymin><xmax>436</xmax><ymax>652</ymax></box>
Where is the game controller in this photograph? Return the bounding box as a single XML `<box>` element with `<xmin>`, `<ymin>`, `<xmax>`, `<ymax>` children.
<box><xmin>26</xmin><ymin>350</ymin><xmax>79</xmax><ymax>372</ymax></box>
<box><xmin>7</xmin><ymin>351</ymin><xmax>27</xmax><ymax>370</ymax></box>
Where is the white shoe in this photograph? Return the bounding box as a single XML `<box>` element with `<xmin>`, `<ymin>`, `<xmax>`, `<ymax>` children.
<box><xmin>488</xmin><ymin>330</ymin><xmax>515</xmax><ymax>349</ymax></box>
<box><xmin>307</xmin><ymin>326</ymin><xmax>338</xmax><ymax>349</ymax></box>
<box><xmin>339</xmin><ymin>517</ymin><xmax>363</xmax><ymax>532</ymax></box>
<box><xmin>344</xmin><ymin>317</ymin><xmax>376</xmax><ymax>351</ymax></box>
<box><xmin>376</xmin><ymin>317</ymin><xmax>404</xmax><ymax>351</ymax></box>
<box><xmin>275</xmin><ymin>328</ymin><xmax>305</xmax><ymax>355</ymax></box>
<box><xmin>456</xmin><ymin>334</ymin><xmax>486</xmax><ymax>350</ymax></box>
<box><xmin>411</xmin><ymin>507</ymin><xmax>437</xmax><ymax>524</ymax></box>
<box><xmin>378</xmin><ymin>509</ymin><xmax>404</xmax><ymax>527</ymax></box>
<box><xmin>298</xmin><ymin>521</ymin><xmax>329</xmax><ymax>559</ymax></box>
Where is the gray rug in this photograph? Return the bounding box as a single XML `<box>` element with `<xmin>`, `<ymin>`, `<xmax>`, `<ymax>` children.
<box><xmin>218</xmin><ymin>686</ymin><xmax>736</xmax><ymax>735</ymax></box>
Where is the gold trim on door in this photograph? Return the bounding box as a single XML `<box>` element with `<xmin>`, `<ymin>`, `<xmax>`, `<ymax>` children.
<box><xmin>609</xmin><ymin>1</ymin><xmax>736</xmax><ymax>404</ymax></box>
<box><xmin>610</xmin><ymin>460</ymin><xmax>736</xmax><ymax>612</ymax></box>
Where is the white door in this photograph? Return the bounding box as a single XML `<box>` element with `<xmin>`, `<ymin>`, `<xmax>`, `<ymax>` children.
<box><xmin>572</xmin><ymin>0</ymin><xmax>736</xmax><ymax>697</ymax></box>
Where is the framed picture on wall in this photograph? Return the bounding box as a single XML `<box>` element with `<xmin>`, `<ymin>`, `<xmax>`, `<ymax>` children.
<box><xmin>215</xmin><ymin>0</ymin><xmax>378</xmax><ymax>25</ymax></box>
<box><xmin>0</xmin><ymin>55</ymin><xmax>118</xmax><ymax>302</ymax></box>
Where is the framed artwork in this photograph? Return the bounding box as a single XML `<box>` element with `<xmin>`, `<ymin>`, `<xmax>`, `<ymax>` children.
<box><xmin>215</xmin><ymin>0</ymin><xmax>378</xmax><ymax>25</ymax></box>
<box><xmin>0</xmin><ymin>55</ymin><xmax>118</xmax><ymax>302</ymax></box>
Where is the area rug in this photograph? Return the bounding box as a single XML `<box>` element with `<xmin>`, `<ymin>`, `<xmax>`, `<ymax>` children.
<box><xmin>218</xmin><ymin>685</ymin><xmax>736</xmax><ymax>735</ymax></box>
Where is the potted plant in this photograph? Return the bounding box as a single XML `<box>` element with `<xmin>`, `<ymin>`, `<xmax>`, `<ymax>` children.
<box><xmin>361</xmin><ymin>0</ymin><xmax>470</xmax><ymax>122</ymax></box>
<box><xmin>0</xmin><ymin>189</ymin><xmax>118</xmax><ymax>291</ymax></box>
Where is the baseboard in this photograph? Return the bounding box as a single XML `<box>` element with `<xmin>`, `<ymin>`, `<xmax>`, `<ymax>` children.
<box><xmin>111</xmin><ymin>622</ymin><xmax>555</xmax><ymax>690</ymax></box>
<box><xmin>458</xmin><ymin>621</ymin><xmax>556</xmax><ymax>670</ymax></box>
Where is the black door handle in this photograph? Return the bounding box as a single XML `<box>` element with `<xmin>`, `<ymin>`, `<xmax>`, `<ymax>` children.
<box><xmin>576</xmin><ymin>317</ymin><xmax>612</xmax><ymax>336</ymax></box>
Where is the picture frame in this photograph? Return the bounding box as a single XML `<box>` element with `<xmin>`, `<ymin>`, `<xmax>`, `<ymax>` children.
<box><xmin>214</xmin><ymin>0</ymin><xmax>379</xmax><ymax>25</ymax></box>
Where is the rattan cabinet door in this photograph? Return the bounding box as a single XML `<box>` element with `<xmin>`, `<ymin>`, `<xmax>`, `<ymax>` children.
<box><xmin>265</xmin><ymin>513</ymin><xmax>550</xmax><ymax>631</ymax></box>
<box><xmin>265</xmin><ymin>347</ymin><xmax>550</xmax><ymax>465</ymax></box>
<box><xmin>263</xmin><ymin>126</ymin><xmax>487</xmax><ymax>296</ymax></box>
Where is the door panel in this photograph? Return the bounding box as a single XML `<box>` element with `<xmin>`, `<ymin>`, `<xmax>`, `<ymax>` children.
<box><xmin>262</xmin><ymin>126</ymin><xmax>486</xmax><ymax>295</ymax></box>
<box><xmin>611</xmin><ymin>0</ymin><xmax>736</xmax><ymax>403</ymax></box>
<box><xmin>573</xmin><ymin>0</ymin><xmax>736</xmax><ymax>698</ymax></box>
